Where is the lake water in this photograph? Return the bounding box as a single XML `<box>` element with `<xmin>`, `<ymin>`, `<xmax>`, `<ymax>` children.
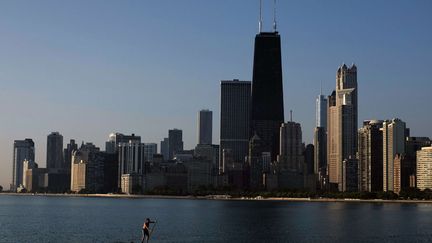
<box><xmin>1</xmin><ymin>195</ymin><xmax>432</xmax><ymax>242</ymax></box>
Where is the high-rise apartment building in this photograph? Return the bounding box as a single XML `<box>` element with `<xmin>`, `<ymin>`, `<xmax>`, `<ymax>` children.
<box><xmin>416</xmin><ymin>147</ymin><xmax>432</xmax><ymax>190</ymax></box>
<box><xmin>358</xmin><ymin>120</ymin><xmax>384</xmax><ymax>192</ymax></box>
<box><xmin>46</xmin><ymin>132</ymin><xmax>64</xmax><ymax>169</ymax></box>
<box><xmin>220</xmin><ymin>80</ymin><xmax>251</xmax><ymax>170</ymax></box>
<box><xmin>11</xmin><ymin>139</ymin><xmax>35</xmax><ymax>191</ymax></box>
<box><xmin>382</xmin><ymin>118</ymin><xmax>406</xmax><ymax>192</ymax></box>
<box><xmin>197</xmin><ymin>110</ymin><xmax>212</xmax><ymax>145</ymax></box>
<box><xmin>327</xmin><ymin>64</ymin><xmax>358</xmax><ymax>191</ymax></box>
<box><xmin>168</xmin><ymin>129</ymin><xmax>183</xmax><ymax>159</ymax></box>
<box><xmin>251</xmin><ymin>31</ymin><xmax>284</xmax><ymax>162</ymax></box>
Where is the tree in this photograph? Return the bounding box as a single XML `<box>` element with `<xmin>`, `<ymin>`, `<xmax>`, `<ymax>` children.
<box><xmin>0</xmin><ymin>185</ymin><xmax>3</xmax><ymax>192</ymax></box>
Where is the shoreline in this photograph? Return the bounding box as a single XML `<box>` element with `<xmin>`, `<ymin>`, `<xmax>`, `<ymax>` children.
<box><xmin>2</xmin><ymin>192</ymin><xmax>432</xmax><ymax>204</ymax></box>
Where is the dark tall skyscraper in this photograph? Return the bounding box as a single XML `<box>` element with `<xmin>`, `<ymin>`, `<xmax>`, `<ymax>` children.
<box><xmin>168</xmin><ymin>129</ymin><xmax>183</xmax><ymax>159</ymax></box>
<box><xmin>47</xmin><ymin>132</ymin><xmax>64</xmax><ymax>169</ymax></box>
<box><xmin>160</xmin><ymin>137</ymin><xmax>169</xmax><ymax>161</ymax></box>
<box><xmin>220</xmin><ymin>79</ymin><xmax>251</xmax><ymax>171</ymax></box>
<box><xmin>358</xmin><ymin>120</ymin><xmax>384</xmax><ymax>192</ymax></box>
<box><xmin>197</xmin><ymin>109</ymin><xmax>213</xmax><ymax>145</ymax></box>
<box><xmin>251</xmin><ymin>31</ymin><xmax>284</xmax><ymax>161</ymax></box>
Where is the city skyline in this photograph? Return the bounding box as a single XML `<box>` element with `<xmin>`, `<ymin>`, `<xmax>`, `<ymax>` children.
<box><xmin>1</xmin><ymin>1</ymin><xmax>432</xmax><ymax>188</ymax></box>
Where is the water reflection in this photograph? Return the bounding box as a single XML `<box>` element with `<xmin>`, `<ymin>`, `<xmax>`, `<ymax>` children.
<box><xmin>2</xmin><ymin>195</ymin><xmax>432</xmax><ymax>242</ymax></box>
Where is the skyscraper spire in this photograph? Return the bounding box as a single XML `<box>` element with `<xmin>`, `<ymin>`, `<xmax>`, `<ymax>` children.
<box><xmin>259</xmin><ymin>0</ymin><xmax>263</xmax><ymax>33</ymax></box>
<box><xmin>273</xmin><ymin>0</ymin><xmax>277</xmax><ymax>32</ymax></box>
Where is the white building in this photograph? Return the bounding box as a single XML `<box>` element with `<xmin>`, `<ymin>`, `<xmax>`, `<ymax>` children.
<box><xmin>417</xmin><ymin>147</ymin><xmax>432</xmax><ymax>190</ymax></box>
<box><xmin>382</xmin><ymin>118</ymin><xmax>406</xmax><ymax>191</ymax></box>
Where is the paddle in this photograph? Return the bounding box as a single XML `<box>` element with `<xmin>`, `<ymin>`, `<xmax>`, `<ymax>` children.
<box><xmin>149</xmin><ymin>220</ymin><xmax>158</xmax><ymax>239</ymax></box>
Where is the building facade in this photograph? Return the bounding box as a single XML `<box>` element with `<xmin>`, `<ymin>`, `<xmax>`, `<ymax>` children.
<box><xmin>160</xmin><ymin>137</ymin><xmax>169</xmax><ymax>161</ymax></box>
<box><xmin>327</xmin><ymin>64</ymin><xmax>358</xmax><ymax>191</ymax></box>
<box><xmin>46</xmin><ymin>132</ymin><xmax>64</xmax><ymax>169</ymax></box>
<box><xmin>358</xmin><ymin>120</ymin><xmax>384</xmax><ymax>192</ymax></box>
<box><xmin>118</xmin><ymin>141</ymin><xmax>146</xmax><ymax>191</ymax></box>
<box><xmin>105</xmin><ymin>133</ymin><xmax>141</xmax><ymax>154</ymax></box>
<box><xmin>316</xmin><ymin>94</ymin><xmax>327</xmax><ymax>129</ymax></box>
<box><xmin>277</xmin><ymin>122</ymin><xmax>304</xmax><ymax>173</ymax></box>
<box><xmin>11</xmin><ymin>138</ymin><xmax>35</xmax><ymax>191</ymax></box>
<box><xmin>168</xmin><ymin>129</ymin><xmax>183</xmax><ymax>160</ymax></box>
<box><xmin>251</xmin><ymin>31</ymin><xmax>284</xmax><ymax>162</ymax></box>
<box><xmin>314</xmin><ymin>127</ymin><xmax>327</xmax><ymax>184</ymax></box>
<box><xmin>64</xmin><ymin>139</ymin><xmax>78</xmax><ymax>173</ymax></box>
<box><xmin>417</xmin><ymin>147</ymin><xmax>432</xmax><ymax>190</ymax></box>
<box><xmin>143</xmin><ymin>143</ymin><xmax>158</xmax><ymax>163</ymax></box>
<box><xmin>197</xmin><ymin>109</ymin><xmax>213</xmax><ymax>145</ymax></box>
<box><xmin>382</xmin><ymin>118</ymin><xmax>406</xmax><ymax>192</ymax></box>
<box><xmin>220</xmin><ymin>80</ymin><xmax>251</xmax><ymax>171</ymax></box>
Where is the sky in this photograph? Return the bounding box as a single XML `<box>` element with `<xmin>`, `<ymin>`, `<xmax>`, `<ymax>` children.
<box><xmin>1</xmin><ymin>0</ymin><xmax>431</xmax><ymax>188</ymax></box>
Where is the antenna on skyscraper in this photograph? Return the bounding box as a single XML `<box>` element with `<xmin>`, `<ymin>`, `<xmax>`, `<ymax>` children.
<box><xmin>320</xmin><ymin>81</ymin><xmax>323</xmax><ymax>95</ymax></box>
<box><xmin>259</xmin><ymin>0</ymin><xmax>263</xmax><ymax>33</ymax></box>
<box><xmin>290</xmin><ymin>110</ymin><xmax>293</xmax><ymax>122</ymax></box>
<box><xmin>273</xmin><ymin>0</ymin><xmax>277</xmax><ymax>32</ymax></box>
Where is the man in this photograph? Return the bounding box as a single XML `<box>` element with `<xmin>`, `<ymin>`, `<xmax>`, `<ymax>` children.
<box><xmin>141</xmin><ymin>218</ymin><xmax>156</xmax><ymax>243</ymax></box>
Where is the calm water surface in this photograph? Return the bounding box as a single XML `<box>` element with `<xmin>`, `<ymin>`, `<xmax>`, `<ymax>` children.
<box><xmin>1</xmin><ymin>195</ymin><xmax>432</xmax><ymax>242</ymax></box>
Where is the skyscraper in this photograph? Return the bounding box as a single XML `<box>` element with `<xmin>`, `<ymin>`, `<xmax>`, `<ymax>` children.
<box><xmin>11</xmin><ymin>139</ymin><xmax>35</xmax><ymax>191</ymax></box>
<box><xmin>197</xmin><ymin>109</ymin><xmax>213</xmax><ymax>145</ymax></box>
<box><xmin>304</xmin><ymin>144</ymin><xmax>315</xmax><ymax>175</ymax></box>
<box><xmin>403</xmin><ymin>137</ymin><xmax>432</xmax><ymax>188</ymax></box>
<box><xmin>105</xmin><ymin>133</ymin><xmax>141</xmax><ymax>154</ymax></box>
<box><xmin>251</xmin><ymin>30</ymin><xmax>285</xmax><ymax>162</ymax></box>
<box><xmin>118</xmin><ymin>141</ymin><xmax>146</xmax><ymax>190</ymax></box>
<box><xmin>278</xmin><ymin>122</ymin><xmax>304</xmax><ymax>173</ymax></box>
<box><xmin>314</xmin><ymin>127</ymin><xmax>327</xmax><ymax>175</ymax></box>
<box><xmin>416</xmin><ymin>146</ymin><xmax>432</xmax><ymax>190</ymax></box>
<box><xmin>220</xmin><ymin>79</ymin><xmax>251</xmax><ymax>171</ymax></box>
<box><xmin>160</xmin><ymin>138</ymin><xmax>169</xmax><ymax>161</ymax></box>
<box><xmin>143</xmin><ymin>143</ymin><xmax>158</xmax><ymax>162</ymax></box>
<box><xmin>276</xmin><ymin>121</ymin><xmax>307</xmax><ymax>189</ymax></box>
<box><xmin>314</xmin><ymin>91</ymin><xmax>328</xmax><ymax>183</ymax></box>
<box><xmin>327</xmin><ymin>64</ymin><xmax>358</xmax><ymax>191</ymax></box>
<box><xmin>64</xmin><ymin>139</ymin><xmax>78</xmax><ymax>172</ymax></box>
<box><xmin>168</xmin><ymin>129</ymin><xmax>183</xmax><ymax>159</ymax></box>
<box><xmin>46</xmin><ymin>132</ymin><xmax>64</xmax><ymax>169</ymax></box>
<box><xmin>382</xmin><ymin>118</ymin><xmax>406</xmax><ymax>192</ymax></box>
<box><xmin>316</xmin><ymin>93</ymin><xmax>327</xmax><ymax>129</ymax></box>
<box><xmin>358</xmin><ymin>120</ymin><xmax>384</xmax><ymax>192</ymax></box>
<box><xmin>248</xmin><ymin>134</ymin><xmax>268</xmax><ymax>189</ymax></box>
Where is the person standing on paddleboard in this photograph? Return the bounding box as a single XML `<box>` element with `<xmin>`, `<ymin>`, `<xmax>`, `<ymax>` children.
<box><xmin>142</xmin><ymin>218</ymin><xmax>156</xmax><ymax>243</ymax></box>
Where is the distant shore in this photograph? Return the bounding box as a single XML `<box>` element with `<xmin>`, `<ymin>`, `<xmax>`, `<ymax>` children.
<box><xmin>2</xmin><ymin>192</ymin><xmax>432</xmax><ymax>204</ymax></box>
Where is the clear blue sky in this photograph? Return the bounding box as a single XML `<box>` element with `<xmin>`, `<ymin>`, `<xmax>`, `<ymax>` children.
<box><xmin>1</xmin><ymin>0</ymin><xmax>431</xmax><ymax>188</ymax></box>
